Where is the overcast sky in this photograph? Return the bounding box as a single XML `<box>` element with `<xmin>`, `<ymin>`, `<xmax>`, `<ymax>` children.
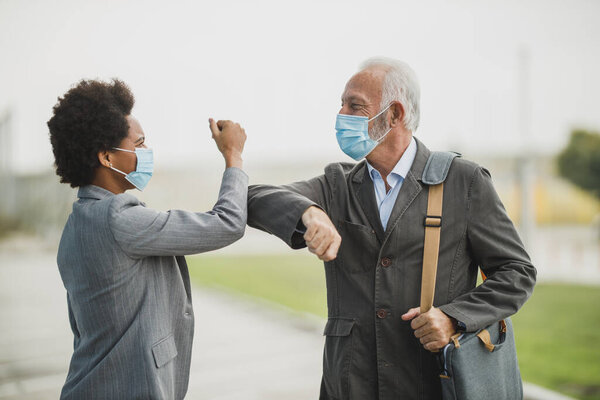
<box><xmin>1</xmin><ymin>0</ymin><xmax>599</xmax><ymax>174</ymax></box>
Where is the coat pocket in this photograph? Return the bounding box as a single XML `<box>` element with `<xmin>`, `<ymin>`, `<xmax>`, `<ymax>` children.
<box><xmin>336</xmin><ymin>220</ymin><xmax>378</xmax><ymax>273</ymax></box>
<box><xmin>322</xmin><ymin>317</ymin><xmax>356</xmax><ymax>399</ymax></box>
<box><xmin>152</xmin><ymin>333</ymin><xmax>178</xmax><ymax>368</ymax></box>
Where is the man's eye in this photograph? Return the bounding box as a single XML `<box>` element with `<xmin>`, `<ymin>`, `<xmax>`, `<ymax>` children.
<box><xmin>351</xmin><ymin>104</ymin><xmax>362</xmax><ymax>110</ymax></box>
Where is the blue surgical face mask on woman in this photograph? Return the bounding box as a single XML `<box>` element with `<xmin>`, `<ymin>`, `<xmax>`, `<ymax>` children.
<box><xmin>109</xmin><ymin>147</ymin><xmax>154</xmax><ymax>191</ymax></box>
<box><xmin>335</xmin><ymin>104</ymin><xmax>392</xmax><ymax>161</ymax></box>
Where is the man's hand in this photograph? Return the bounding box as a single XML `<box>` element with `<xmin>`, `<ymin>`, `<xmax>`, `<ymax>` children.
<box><xmin>301</xmin><ymin>206</ymin><xmax>341</xmax><ymax>262</ymax></box>
<box><xmin>209</xmin><ymin>118</ymin><xmax>246</xmax><ymax>169</ymax></box>
<box><xmin>401</xmin><ymin>307</ymin><xmax>456</xmax><ymax>352</ymax></box>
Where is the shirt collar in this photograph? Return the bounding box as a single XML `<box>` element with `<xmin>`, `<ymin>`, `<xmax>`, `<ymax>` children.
<box><xmin>366</xmin><ymin>136</ymin><xmax>417</xmax><ymax>184</ymax></box>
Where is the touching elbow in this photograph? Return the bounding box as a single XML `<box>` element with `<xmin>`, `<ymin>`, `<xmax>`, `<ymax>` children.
<box><xmin>230</xmin><ymin>222</ymin><xmax>246</xmax><ymax>242</ymax></box>
<box><xmin>212</xmin><ymin>206</ymin><xmax>247</xmax><ymax>246</ymax></box>
<box><xmin>223</xmin><ymin>215</ymin><xmax>246</xmax><ymax>244</ymax></box>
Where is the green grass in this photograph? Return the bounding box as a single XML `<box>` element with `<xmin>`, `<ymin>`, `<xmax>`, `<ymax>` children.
<box><xmin>188</xmin><ymin>254</ymin><xmax>600</xmax><ymax>400</ymax></box>
<box><xmin>188</xmin><ymin>253</ymin><xmax>326</xmax><ymax>317</ymax></box>
<box><xmin>512</xmin><ymin>284</ymin><xmax>600</xmax><ymax>400</ymax></box>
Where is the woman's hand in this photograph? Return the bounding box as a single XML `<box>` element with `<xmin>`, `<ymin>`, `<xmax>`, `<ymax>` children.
<box><xmin>209</xmin><ymin>118</ymin><xmax>246</xmax><ymax>169</ymax></box>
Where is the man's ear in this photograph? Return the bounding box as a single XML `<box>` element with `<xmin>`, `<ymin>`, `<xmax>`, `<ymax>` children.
<box><xmin>390</xmin><ymin>101</ymin><xmax>404</xmax><ymax>127</ymax></box>
<box><xmin>97</xmin><ymin>150</ymin><xmax>112</xmax><ymax>169</ymax></box>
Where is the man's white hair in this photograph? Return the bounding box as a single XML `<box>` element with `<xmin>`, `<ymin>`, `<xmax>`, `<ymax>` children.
<box><xmin>360</xmin><ymin>57</ymin><xmax>421</xmax><ymax>132</ymax></box>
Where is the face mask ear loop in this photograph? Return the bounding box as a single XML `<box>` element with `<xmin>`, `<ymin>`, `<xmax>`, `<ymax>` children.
<box><xmin>110</xmin><ymin>147</ymin><xmax>140</xmax><ymax>176</ymax></box>
<box><xmin>376</xmin><ymin>127</ymin><xmax>393</xmax><ymax>143</ymax></box>
<box><xmin>109</xmin><ymin>164</ymin><xmax>128</xmax><ymax>177</ymax></box>
<box><xmin>368</xmin><ymin>103</ymin><xmax>393</xmax><ymax>142</ymax></box>
<box><xmin>368</xmin><ymin>103</ymin><xmax>393</xmax><ymax>122</ymax></box>
<box><xmin>112</xmin><ymin>147</ymin><xmax>135</xmax><ymax>153</ymax></box>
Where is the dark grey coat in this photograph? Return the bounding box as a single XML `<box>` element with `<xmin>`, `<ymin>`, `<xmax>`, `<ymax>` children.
<box><xmin>247</xmin><ymin>139</ymin><xmax>536</xmax><ymax>400</ymax></box>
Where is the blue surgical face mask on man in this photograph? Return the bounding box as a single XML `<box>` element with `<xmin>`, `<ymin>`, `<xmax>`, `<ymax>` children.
<box><xmin>110</xmin><ymin>147</ymin><xmax>154</xmax><ymax>191</ymax></box>
<box><xmin>335</xmin><ymin>103</ymin><xmax>392</xmax><ymax>161</ymax></box>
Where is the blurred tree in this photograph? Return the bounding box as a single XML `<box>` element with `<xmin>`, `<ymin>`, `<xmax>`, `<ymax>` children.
<box><xmin>557</xmin><ymin>129</ymin><xmax>600</xmax><ymax>199</ymax></box>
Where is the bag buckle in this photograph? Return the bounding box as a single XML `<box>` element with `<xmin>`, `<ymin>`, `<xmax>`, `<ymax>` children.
<box><xmin>435</xmin><ymin>352</ymin><xmax>449</xmax><ymax>378</ymax></box>
<box><xmin>424</xmin><ymin>215</ymin><xmax>442</xmax><ymax>227</ymax></box>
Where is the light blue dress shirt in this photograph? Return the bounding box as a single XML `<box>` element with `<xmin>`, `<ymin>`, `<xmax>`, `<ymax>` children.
<box><xmin>366</xmin><ymin>137</ymin><xmax>417</xmax><ymax>230</ymax></box>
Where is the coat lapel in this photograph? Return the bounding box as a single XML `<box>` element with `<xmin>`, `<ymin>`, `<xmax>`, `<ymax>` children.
<box><xmin>352</xmin><ymin>163</ymin><xmax>385</xmax><ymax>243</ymax></box>
<box><xmin>383</xmin><ymin>138</ymin><xmax>431</xmax><ymax>241</ymax></box>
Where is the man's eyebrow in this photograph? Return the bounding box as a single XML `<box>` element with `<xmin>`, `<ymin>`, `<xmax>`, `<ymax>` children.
<box><xmin>342</xmin><ymin>95</ymin><xmax>368</xmax><ymax>104</ymax></box>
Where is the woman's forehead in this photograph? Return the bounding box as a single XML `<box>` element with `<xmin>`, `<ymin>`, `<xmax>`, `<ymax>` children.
<box><xmin>125</xmin><ymin>115</ymin><xmax>145</xmax><ymax>141</ymax></box>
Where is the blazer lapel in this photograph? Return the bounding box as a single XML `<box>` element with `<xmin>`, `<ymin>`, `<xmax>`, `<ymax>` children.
<box><xmin>352</xmin><ymin>163</ymin><xmax>385</xmax><ymax>243</ymax></box>
<box><xmin>383</xmin><ymin>138</ymin><xmax>431</xmax><ymax>241</ymax></box>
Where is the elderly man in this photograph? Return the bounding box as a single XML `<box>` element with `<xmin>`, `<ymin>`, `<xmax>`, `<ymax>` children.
<box><xmin>247</xmin><ymin>57</ymin><xmax>536</xmax><ymax>399</ymax></box>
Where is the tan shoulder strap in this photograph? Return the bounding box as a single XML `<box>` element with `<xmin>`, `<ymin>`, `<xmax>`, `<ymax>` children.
<box><xmin>420</xmin><ymin>183</ymin><xmax>444</xmax><ymax>313</ymax></box>
<box><xmin>420</xmin><ymin>183</ymin><xmax>489</xmax><ymax>314</ymax></box>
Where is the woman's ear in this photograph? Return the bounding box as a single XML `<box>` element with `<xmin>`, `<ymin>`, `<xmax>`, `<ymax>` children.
<box><xmin>390</xmin><ymin>101</ymin><xmax>404</xmax><ymax>127</ymax></box>
<box><xmin>97</xmin><ymin>150</ymin><xmax>112</xmax><ymax>169</ymax></box>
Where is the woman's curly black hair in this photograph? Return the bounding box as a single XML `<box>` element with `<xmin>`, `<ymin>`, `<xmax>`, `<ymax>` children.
<box><xmin>48</xmin><ymin>79</ymin><xmax>135</xmax><ymax>187</ymax></box>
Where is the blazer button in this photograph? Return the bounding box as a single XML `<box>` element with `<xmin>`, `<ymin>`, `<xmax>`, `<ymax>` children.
<box><xmin>381</xmin><ymin>257</ymin><xmax>392</xmax><ymax>268</ymax></box>
<box><xmin>376</xmin><ymin>309</ymin><xmax>388</xmax><ymax>319</ymax></box>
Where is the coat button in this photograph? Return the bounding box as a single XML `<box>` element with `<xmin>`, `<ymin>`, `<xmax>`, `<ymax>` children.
<box><xmin>376</xmin><ymin>309</ymin><xmax>388</xmax><ymax>319</ymax></box>
<box><xmin>381</xmin><ymin>257</ymin><xmax>392</xmax><ymax>267</ymax></box>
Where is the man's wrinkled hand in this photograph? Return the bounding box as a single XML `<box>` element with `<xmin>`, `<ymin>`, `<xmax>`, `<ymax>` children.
<box><xmin>401</xmin><ymin>306</ymin><xmax>456</xmax><ymax>352</ymax></box>
<box><xmin>301</xmin><ymin>206</ymin><xmax>341</xmax><ymax>262</ymax></box>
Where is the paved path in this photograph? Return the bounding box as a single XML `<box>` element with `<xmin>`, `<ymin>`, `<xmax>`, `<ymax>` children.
<box><xmin>0</xmin><ymin>236</ymin><xmax>575</xmax><ymax>400</ymax></box>
<box><xmin>0</xmin><ymin>237</ymin><xmax>323</xmax><ymax>399</ymax></box>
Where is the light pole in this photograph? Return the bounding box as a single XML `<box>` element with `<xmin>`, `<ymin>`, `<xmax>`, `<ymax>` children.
<box><xmin>0</xmin><ymin>109</ymin><xmax>15</xmax><ymax>218</ymax></box>
<box><xmin>516</xmin><ymin>46</ymin><xmax>536</xmax><ymax>248</ymax></box>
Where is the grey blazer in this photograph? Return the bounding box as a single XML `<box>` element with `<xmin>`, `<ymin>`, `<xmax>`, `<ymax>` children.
<box><xmin>57</xmin><ymin>167</ymin><xmax>248</xmax><ymax>400</ymax></box>
<box><xmin>247</xmin><ymin>139</ymin><xmax>536</xmax><ymax>400</ymax></box>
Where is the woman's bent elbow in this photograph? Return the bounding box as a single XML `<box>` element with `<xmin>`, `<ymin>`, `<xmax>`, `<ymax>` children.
<box><xmin>232</xmin><ymin>224</ymin><xmax>246</xmax><ymax>242</ymax></box>
<box><xmin>223</xmin><ymin>218</ymin><xmax>246</xmax><ymax>244</ymax></box>
<box><xmin>213</xmin><ymin>209</ymin><xmax>247</xmax><ymax>246</ymax></box>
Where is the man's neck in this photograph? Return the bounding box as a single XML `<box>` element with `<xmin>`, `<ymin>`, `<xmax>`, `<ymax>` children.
<box><xmin>367</xmin><ymin>132</ymin><xmax>413</xmax><ymax>180</ymax></box>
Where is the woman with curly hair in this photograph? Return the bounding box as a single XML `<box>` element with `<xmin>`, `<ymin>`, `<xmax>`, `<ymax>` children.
<box><xmin>48</xmin><ymin>79</ymin><xmax>247</xmax><ymax>399</ymax></box>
